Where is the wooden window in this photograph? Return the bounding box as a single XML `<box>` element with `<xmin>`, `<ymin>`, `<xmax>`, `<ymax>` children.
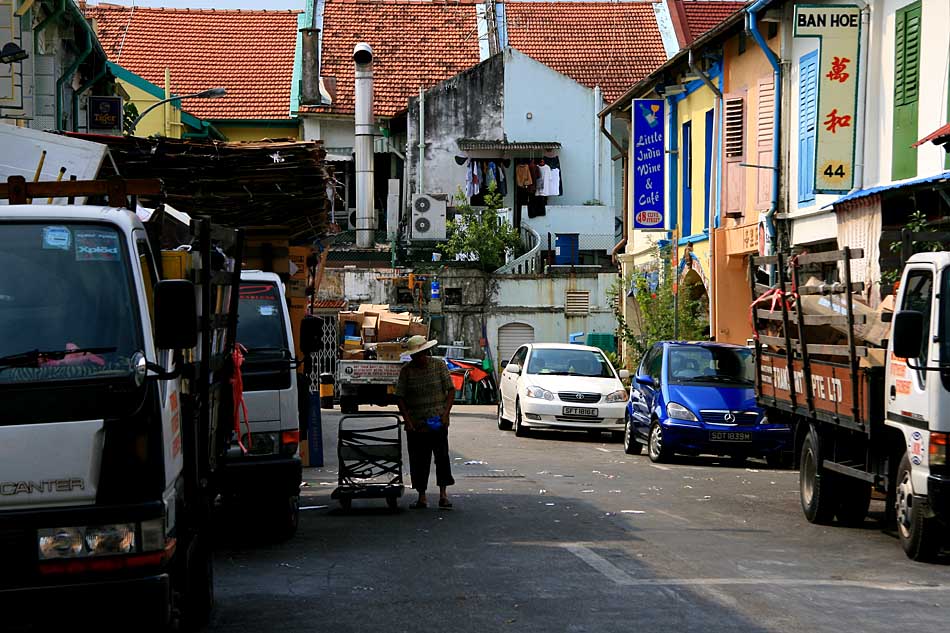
<box><xmin>893</xmin><ymin>1</ymin><xmax>922</xmax><ymax>180</ymax></box>
<box><xmin>798</xmin><ymin>51</ymin><xmax>819</xmax><ymax>205</ymax></box>
<box><xmin>755</xmin><ymin>76</ymin><xmax>776</xmax><ymax>210</ymax></box>
<box><xmin>723</xmin><ymin>94</ymin><xmax>746</xmax><ymax>219</ymax></box>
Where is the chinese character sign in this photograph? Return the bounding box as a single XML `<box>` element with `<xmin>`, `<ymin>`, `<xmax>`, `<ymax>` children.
<box><xmin>794</xmin><ymin>5</ymin><xmax>861</xmax><ymax>193</ymax></box>
<box><xmin>632</xmin><ymin>99</ymin><xmax>666</xmax><ymax>230</ymax></box>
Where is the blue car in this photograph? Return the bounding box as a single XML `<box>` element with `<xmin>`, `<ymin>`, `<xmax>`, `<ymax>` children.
<box><xmin>624</xmin><ymin>341</ymin><xmax>792</xmax><ymax>466</ymax></box>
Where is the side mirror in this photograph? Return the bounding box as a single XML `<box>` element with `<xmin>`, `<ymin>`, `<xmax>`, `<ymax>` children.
<box><xmin>154</xmin><ymin>280</ymin><xmax>197</xmax><ymax>350</ymax></box>
<box><xmin>635</xmin><ymin>375</ymin><xmax>656</xmax><ymax>388</ymax></box>
<box><xmin>618</xmin><ymin>369</ymin><xmax>630</xmax><ymax>380</ymax></box>
<box><xmin>300</xmin><ymin>316</ymin><xmax>320</xmax><ymax>354</ymax></box>
<box><xmin>892</xmin><ymin>310</ymin><xmax>925</xmax><ymax>360</ymax></box>
<box><xmin>500</xmin><ymin>359</ymin><xmax>509</xmax><ymax>368</ymax></box>
<box><xmin>507</xmin><ymin>363</ymin><xmax>522</xmax><ymax>375</ymax></box>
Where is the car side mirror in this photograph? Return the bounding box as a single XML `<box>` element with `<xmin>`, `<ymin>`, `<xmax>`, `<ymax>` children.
<box><xmin>635</xmin><ymin>375</ymin><xmax>656</xmax><ymax>388</ymax></box>
<box><xmin>300</xmin><ymin>316</ymin><xmax>320</xmax><ymax>354</ymax></box>
<box><xmin>892</xmin><ymin>310</ymin><xmax>924</xmax><ymax>360</ymax></box>
<box><xmin>154</xmin><ymin>280</ymin><xmax>197</xmax><ymax>350</ymax></box>
<box><xmin>500</xmin><ymin>359</ymin><xmax>509</xmax><ymax>368</ymax></box>
<box><xmin>507</xmin><ymin>363</ymin><xmax>521</xmax><ymax>375</ymax></box>
<box><xmin>618</xmin><ymin>369</ymin><xmax>630</xmax><ymax>380</ymax></box>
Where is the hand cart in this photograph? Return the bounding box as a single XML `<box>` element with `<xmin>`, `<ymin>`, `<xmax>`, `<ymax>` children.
<box><xmin>331</xmin><ymin>414</ymin><xmax>404</xmax><ymax>511</ymax></box>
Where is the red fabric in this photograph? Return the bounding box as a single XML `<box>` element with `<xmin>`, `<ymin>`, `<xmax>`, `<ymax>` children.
<box><xmin>451</xmin><ymin>361</ymin><xmax>489</xmax><ymax>383</ymax></box>
<box><xmin>231</xmin><ymin>344</ymin><xmax>251</xmax><ymax>454</ymax></box>
<box><xmin>450</xmin><ymin>373</ymin><xmax>464</xmax><ymax>391</ymax></box>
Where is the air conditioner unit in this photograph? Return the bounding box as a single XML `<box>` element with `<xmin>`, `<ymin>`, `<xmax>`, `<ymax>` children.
<box><xmin>411</xmin><ymin>194</ymin><xmax>447</xmax><ymax>241</ymax></box>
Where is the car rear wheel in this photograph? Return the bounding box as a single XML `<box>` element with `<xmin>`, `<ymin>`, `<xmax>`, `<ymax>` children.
<box><xmin>624</xmin><ymin>413</ymin><xmax>643</xmax><ymax>455</ymax></box>
<box><xmin>648</xmin><ymin>422</ymin><xmax>671</xmax><ymax>463</ymax></box>
<box><xmin>497</xmin><ymin>401</ymin><xmax>512</xmax><ymax>431</ymax></box>
<box><xmin>514</xmin><ymin>399</ymin><xmax>530</xmax><ymax>437</ymax></box>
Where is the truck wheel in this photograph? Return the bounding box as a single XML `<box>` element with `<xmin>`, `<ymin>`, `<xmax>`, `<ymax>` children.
<box><xmin>274</xmin><ymin>495</ymin><xmax>299</xmax><ymax>541</ymax></box>
<box><xmin>835</xmin><ymin>479</ymin><xmax>871</xmax><ymax>527</ymax></box>
<box><xmin>624</xmin><ymin>414</ymin><xmax>643</xmax><ymax>455</ymax></box>
<box><xmin>497</xmin><ymin>402</ymin><xmax>512</xmax><ymax>431</ymax></box>
<box><xmin>340</xmin><ymin>397</ymin><xmax>358</xmax><ymax>414</ymax></box>
<box><xmin>800</xmin><ymin>429</ymin><xmax>837</xmax><ymax>524</ymax></box>
<box><xmin>896</xmin><ymin>454</ymin><xmax>941</xmax><ymax>562</ymax></box>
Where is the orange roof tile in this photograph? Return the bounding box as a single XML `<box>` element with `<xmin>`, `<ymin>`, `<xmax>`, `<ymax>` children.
<box><xmin>303</xmin><ymin>0</ymin><xmax>480</xmax><ymax>118</ymax></box>
<box><xmin>681</xmin><ymin>1</ymin><xmax>746</xmax><ymax>41</ymax></box>
<box><xmin>85</xmin><ymin>4</ymin><xmax>299</xmax><ymax>120</ymax></box>
<box><xmin>504</xmin><ymin>1</ymin><xmax>667</xmax><ymax>103</ymax></box>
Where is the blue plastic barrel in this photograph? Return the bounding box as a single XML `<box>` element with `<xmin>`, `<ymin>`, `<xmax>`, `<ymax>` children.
<box><xmin>431</xmin><ymin>279</ymin><xmax>441</xmax><ymax>299</ymax></box>
<box><xmin>554</xmin><ymin>234</ymin><xmax>580</xmax><ymax>265</ymax></box>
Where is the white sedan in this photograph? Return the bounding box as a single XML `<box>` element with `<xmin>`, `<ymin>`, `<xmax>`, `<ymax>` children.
<box><xmin>497</xmin><ymin>343</ymin><xmax>630</xmax><ymax>438</ymax></box>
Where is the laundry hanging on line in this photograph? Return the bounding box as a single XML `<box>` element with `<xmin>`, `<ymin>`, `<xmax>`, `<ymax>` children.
<box><xmin>464</xmin><ymin>158</ymin><xmax>508</xmax><ymax>198</ymax></box>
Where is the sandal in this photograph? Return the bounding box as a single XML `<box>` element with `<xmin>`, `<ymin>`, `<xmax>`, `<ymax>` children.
<box><xmin>438</xmin><ymin>498</ymin><xmax>453</xmax><ymax>509</ymax></box>
<box><xmin>410</xmin><ymin>501</ymin><xmax>427</xmax><ymax>509</ymax></box>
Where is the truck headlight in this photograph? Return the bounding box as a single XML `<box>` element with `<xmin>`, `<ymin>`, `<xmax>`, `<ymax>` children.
<box><xmin>38</xmin><ymin>527</ymin><xmax>83</xmax><ymax>559</ymax></box>
<box><xmin>84</xmin><ymin>524</ymin><xmax>135</xmax><ymax>556</ymax></box>
<box><xmin>605</xmin><ymin>389</ymin><xmax>627</xmax><ymax>403</ymax></box>
<box><xmin>526</xmin><ymin>386</ymin><xmax>555</xmax><ymax>400</ymax></box>
<box><xmin>666</xmin><ymin>402</ymin><xmax>698</xmax><ymax>422</ymax></box>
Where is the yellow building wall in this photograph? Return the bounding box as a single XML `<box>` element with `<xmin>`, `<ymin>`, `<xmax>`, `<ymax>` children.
<box><xmin>214</xmin><ymin>124</ymin><xmax>300</xmax><ymax>142</ymax></box>
<box><xmin>119</xmin><ymin>79</ymin><xmax>183</xmax><ymax>139</ymax></box>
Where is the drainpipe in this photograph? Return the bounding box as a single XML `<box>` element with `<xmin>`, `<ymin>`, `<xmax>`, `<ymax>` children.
<box><xmin>56</xmin><ymin>22</ymin><xmax>92</xmax><ymax>131</ymax></box>
<box><xmin>688</xmin><ymin>49</ymin><xmax>721</xmax><ymax>338</ymax></box>
<box><xmin>593</xmin><ymin>86</ymin><xmax>602</xmax><ymax>204</ymax></box>
<box><xmin>417</xmin><ymin>86</ymin><xmax>425</xmax><ymax>195</ymax></box>
<box><xmin>601</xmin><ymin>110</ymin><xmax>628</xmax><ymax>262</ymax></box>
<box><xmin>746</xmin><ymin>0</ymin><xmax>781</xmax><ymax>256</ymax></box>
<box><xmin>34</xmin><ymin>0</ymin><xmax>66</xmax><ymax>126</ymax></box>
<box><xmin>852</xmin><ymin>1</ymin><xmax>870</xmax><ymax>192</ymax></box>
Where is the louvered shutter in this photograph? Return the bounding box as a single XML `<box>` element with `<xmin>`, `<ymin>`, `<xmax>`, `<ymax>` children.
<box><xmin>798</xmin><ymin>51</ymin><xmax>819</xmax><ymax>204</ymax></box>
<box><xmin>497</xmin><ymin>323</ymin><xmax>535</xmax><ymax>365</ymax></box>
<box><xmin>755</xmin><ymin>77</ymin><xmax>775</xmax><ymax>209</ymax></box>
<box><xmin>893</xmin><ymin>1</ymin><xmax>922</xmax><ymax>180</ymax></box>
<box><xmin>723</xmin><ymin>94</ymin><xmax>746</xmax><ymax>218</ymax></box>
<box><xmin>565</xmin><ymin>290</ymin><xmax>590</xmax><ymax>316</ymax></box>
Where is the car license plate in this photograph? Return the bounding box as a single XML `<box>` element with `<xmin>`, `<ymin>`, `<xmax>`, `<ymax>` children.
<box><xmin>563</xmin><ymin>407</ymin><xmax>597</xmax><ymax>417</ymax></box>
<box><xmin>710</xmin><ymin>431</ymin><xmax>752</xmax><ymax>442</ymax></box>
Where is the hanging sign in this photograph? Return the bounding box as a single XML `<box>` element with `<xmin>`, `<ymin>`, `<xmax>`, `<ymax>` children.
<box><xmin>88</xmin><ymin>96</ymin><xmax>123</xmax><ymax>132</ymax></box>
<box><xmin>632</xmin><ymin>99</ymin><xmax>666</xmax><ymax>230</ymax></box>
<box><xmin>794</xmin><ymin>4</ymin><xmax>861</xmax><ymax>193</ymax></box>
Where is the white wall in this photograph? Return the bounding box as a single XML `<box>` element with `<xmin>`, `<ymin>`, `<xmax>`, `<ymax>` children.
<box><xmin>302</xmin><ymin>116</ymin><xmax>356</xmax><ymax>151</ymax></box>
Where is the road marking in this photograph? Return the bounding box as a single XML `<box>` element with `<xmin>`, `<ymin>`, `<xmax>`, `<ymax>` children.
<box><xmin>651</xmin><ymin>464</ymin><xmax>671</xmax><ymax>471</ymax></box>
<box><xmin>654</xmin><ymin>509</ymin><xmax>691</xmax><ymax>523</ymax></box>
<box><xmin>559</xmin><ymin>544</ymin><xmax>949</xmax><ymax>592</ymax></box>
<box><xmin>594</xmin><ymin>447</ymin><xmax>612</xmax><ymax>453</ymax></box>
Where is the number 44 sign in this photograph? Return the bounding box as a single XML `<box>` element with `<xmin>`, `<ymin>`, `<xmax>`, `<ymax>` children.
<box><xmin>795</xmin><ymin>4</ymin><xmax>861</xmax><ymax>193</ymax></box>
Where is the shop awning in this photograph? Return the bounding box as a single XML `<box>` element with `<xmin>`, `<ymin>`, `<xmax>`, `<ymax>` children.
<box><xmin>457</xmin><ymin>139</ymin><xmax>561</xmax><ymax>152</ymax></box>
<box><xmin>827</xmin><ymin>170</ymin><xmax>950</xmax><ymax>208</ymax></box>
<box><xmin>913</xmin><ymin>123</ymin><xmax>950</xmax><ymax>148</ymax></box>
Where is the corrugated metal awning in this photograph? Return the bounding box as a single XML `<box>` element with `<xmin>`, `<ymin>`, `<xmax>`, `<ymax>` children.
<box><xmin>827</xmin><ymin>170</ymin><xmax>950</xmax><ymax>209</ymax></box>
<box><xmin>457</xmin><ymin>139</ymin><xmax>561</xmax><ymax>152</ymax></box>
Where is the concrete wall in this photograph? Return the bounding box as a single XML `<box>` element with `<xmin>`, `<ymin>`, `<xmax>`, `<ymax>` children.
<box><xmin>214</xmin><ymin>123</ymin><xmax>300</xmax><ymax>142</ymax></box>
<box><xmin>302</xmin><ymin>116</ymin><xmax>357</xmax><ymax>152</ymax></box>
<box><xmin>406</xmin><ymin>54</ymin><xmax>505</xmax><ymax>201</ymax></box>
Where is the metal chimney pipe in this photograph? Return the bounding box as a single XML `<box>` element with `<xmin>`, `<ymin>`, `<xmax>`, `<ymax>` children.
<box><xmin>353</xmin><ymin>42</ymin><xmax>375</xmax><ymax>248</ymax></box>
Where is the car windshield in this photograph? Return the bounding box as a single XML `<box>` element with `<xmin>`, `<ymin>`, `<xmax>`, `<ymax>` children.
<box><xmin>526</xmin><ymin>348</ymin><xmax>615</xmax><ymax>378</ymax></box>
<box><xmin>237</xmin><ymin>281</ymin><xmax>288</xmax><ymax>360</ymax></box>
<box><xmin>667</xmin><ymin>346</ymin><xmax>754</xmax><ymax>385</ymax></box>
<box><xmin>0</xmin><ymin>222</ymin><xmax>142</xmax><ymax>384</ymax></box>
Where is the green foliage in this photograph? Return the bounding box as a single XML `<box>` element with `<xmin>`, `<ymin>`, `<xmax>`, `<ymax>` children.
<box><xmin>608</xmin><ymin>243</ymin><xmax>708</xmax><ymax>369</ymax></box>
<box><xmin>439</xmin><ymin>182</ymin><xmax>523</xmax><ymax>272</ymax></box>
<box><xmin>122</xmin><ymin>102</ymin><xmax>139</xmax><ymax>136</ymax></box>
<box><xmin>882</xmin><ymin>210</ymin><xmax>942</xmax><ymax>287</ymax></box>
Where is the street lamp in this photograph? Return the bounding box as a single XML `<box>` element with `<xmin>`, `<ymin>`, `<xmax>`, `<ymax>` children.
<box><xmin>128</xmin><ymin>87</ymin><xmax>226</xmax><ymax>134</ymax></box>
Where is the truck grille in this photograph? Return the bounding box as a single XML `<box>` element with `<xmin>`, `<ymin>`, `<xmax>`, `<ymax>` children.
<box><xmin>558</xmin><ymin>392</ymin><xmax>601</xmax><ymax>404</ymax></box>
<box><xmin>700</xmin><ymin>411</ymin><xmax>760</xmax><ymax>426</ymax></box>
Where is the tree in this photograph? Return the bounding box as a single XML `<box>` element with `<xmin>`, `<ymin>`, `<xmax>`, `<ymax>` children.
<box><xmin>439</xmin><ymin>182</ymin><xmax>523</xmax><ymax>272</ymax></box>
<box><xmin>122</xmin><ymin>102</ymin><xmax>139</xmax><ymax>136</ymax></box>
<box><xmin>608</xmin><ymin>242</ymin><xmax>708</xmax><ymax>369</ymax></box>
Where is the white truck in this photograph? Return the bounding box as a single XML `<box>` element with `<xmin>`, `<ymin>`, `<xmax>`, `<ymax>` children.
<box><xmin>750</xmin><ymin>248</ymin><xmax>949</xmax><ymax>561</ymax></box>
<box><xmin>217</xmin><ymin>271</ymin><xmax>302</xmax><ymax>538</ymax></box>
<box><xmin>0</xmin><ymin>176</ymin><xmax>241</xmax><ymax>628</ymax></box>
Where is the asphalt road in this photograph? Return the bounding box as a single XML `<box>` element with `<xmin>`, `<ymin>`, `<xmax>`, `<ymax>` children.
<box><xmin>211</xmin><ymin>405</ymin><xmax>950</xmax><ymax>633</ymax></box>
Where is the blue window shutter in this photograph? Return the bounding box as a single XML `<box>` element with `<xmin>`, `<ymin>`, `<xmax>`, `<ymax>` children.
<box><xmin>798</xmin><ymin>51</ymin><xmax>819</xmax><ymax>205</ymax></box>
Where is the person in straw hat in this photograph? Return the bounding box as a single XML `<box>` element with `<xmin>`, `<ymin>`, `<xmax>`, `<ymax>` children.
<box><xmin>395</xmin><ymin>335</ymin><xmax>456</xmax><ymax>509</ymax></box>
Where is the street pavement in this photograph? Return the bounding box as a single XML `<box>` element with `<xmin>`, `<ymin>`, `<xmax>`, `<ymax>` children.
<box><xmin>211</xmin><ymin>405</ymin><xmax>950</xmax><ymax>632</ymax></box>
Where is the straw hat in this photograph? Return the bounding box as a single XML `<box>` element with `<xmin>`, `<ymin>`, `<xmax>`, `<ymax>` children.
<box><xmin>405</xmin><ymin>335</ymin><xmax>438</xmax><ymax>356</ymax></box>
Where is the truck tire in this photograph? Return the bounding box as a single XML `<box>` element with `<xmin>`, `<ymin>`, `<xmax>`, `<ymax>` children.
<box><xmin>274</xmin><ymin>495</ymin><xmax>300</xmax><ymax>541</ymax></box>
<box><xmin>896</xmin><ymin>454</ymin><xmax>941</xmax><ymax>562</ymax></box>
<box><xmin>177</xmin><ymin>535</ymin><xmax>214</xmax><ymax>632</ymax></box>
<box><xmin>835</xmin><ymin>478</ymin><xmax>871</xmax><ymax>527</ymax></box>
<box><xmin>340</xmin><ymin>397</ymin><xmax>359</xmax><ymax>414</ymax></box>
<box><xmin>800</xmin><ymin>429</ymin><xmax>837</xmax><ymax>524</ymax></box>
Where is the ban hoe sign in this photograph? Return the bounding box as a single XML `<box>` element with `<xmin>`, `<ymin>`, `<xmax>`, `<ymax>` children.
<box><xmin>794</xmin><ymin>4</ymin><xmax>861</xmax><ymax>193</ymax></box>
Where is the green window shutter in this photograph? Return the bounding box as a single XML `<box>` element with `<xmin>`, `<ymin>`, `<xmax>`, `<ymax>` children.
<box><xmin>893</xmin><ymin>1</ymin><xmax>922</xmax><ymax>180</ymax></box>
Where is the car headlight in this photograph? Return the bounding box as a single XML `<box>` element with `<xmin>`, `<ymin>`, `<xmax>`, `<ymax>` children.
<box><xmin>526</xmin><ymin>385</ymin><xmax>555</xmax><ymax>400</ymax></box>
<box><xmin>605</xmin><ymin>389</ymin><xmax>627</xmax><ymax>403</ymax></box>
<box><xmin>38</xmin><ymin>527</ymin><xmax>83</xmax><ymax>559</ymax></box>
<box><xmin>84</xmin><ymin>524</ymin><xmax>135</xmax><ymax>556</ymax></box>
<box><xmin>666</xmin><ymin>402</ymin><xmax>698</xmax><ymax>421</ymax></box>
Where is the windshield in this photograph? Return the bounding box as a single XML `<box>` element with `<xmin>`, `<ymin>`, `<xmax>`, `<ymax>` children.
<box><xmin>667</xmin><ymin>346</ymin><xmax>754</xmax><ymax>386</ymax></box>
<box><xmin>526</xmin><ymin>348</ymin><xmax>615</xmax><ymax>378</ymax></box>
<box><xmin>0</xmin><ymin>222</ymin><xmax>142</xmax><ymax>385</ymax></box>
<box><xmin>237</xmin><ymin>282</ymin><xmax>288</xmax><ymax>358</ymax></box>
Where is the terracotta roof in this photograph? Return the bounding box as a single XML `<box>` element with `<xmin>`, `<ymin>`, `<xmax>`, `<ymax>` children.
<box><xmin>302</xmin><ymin>0</ymin><xmax>480</xmax><ymax>117</ymax></box>
<box><xmin>681</xmin><ymin>1</ymin><xmax>746</xmax><ymax>41</ymax></box>
<box><xmin>84</xmin><ymin>4</ymin><xmax>299</xmax><ymax>120</ymax></box>
<box><xmin>504</xmin><ymin>1</ymin><xmax>667</xmax><ymax>103</ymax></box>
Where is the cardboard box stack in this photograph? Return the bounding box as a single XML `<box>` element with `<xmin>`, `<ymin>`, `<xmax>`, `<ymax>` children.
<box><xmin>338</xmin><ymin>303</ymin><xmax>429</xmax><ymax>361</ymax></box>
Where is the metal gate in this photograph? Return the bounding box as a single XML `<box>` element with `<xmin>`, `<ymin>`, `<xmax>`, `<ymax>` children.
<box><xmin>497</xmin><ymin>322</ymin><xmax>535</xmax><ymax>365</ymax></box>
